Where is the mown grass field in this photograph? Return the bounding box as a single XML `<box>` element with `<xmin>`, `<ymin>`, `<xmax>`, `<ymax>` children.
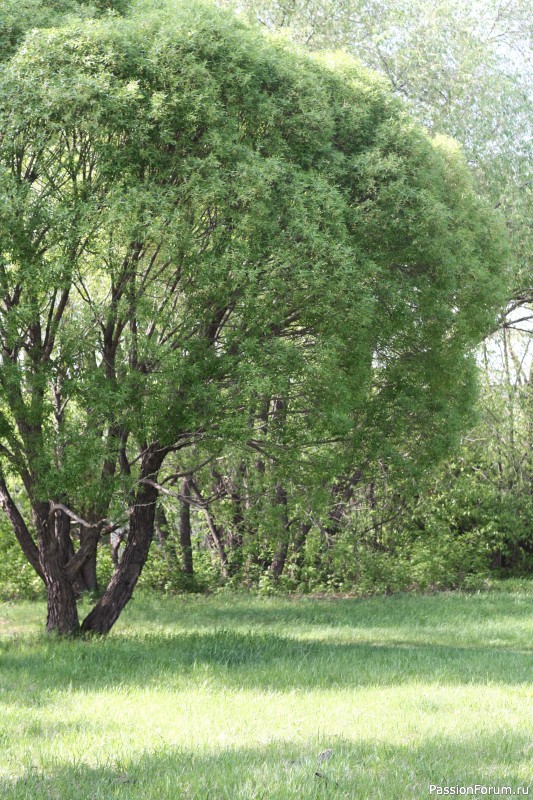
<box><xmin>1</xmin><ymin>583</ymin><xmax>532</xmax><ymax>799</ymax></box>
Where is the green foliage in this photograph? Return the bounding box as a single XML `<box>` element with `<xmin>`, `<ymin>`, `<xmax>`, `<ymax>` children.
<box><xmin>137</xmin><ymin>539</ymin><xmax>212</xmax><ymax>594</ymax></box>
<box><xmin>0</xmin><ymin>0</ymin><xmax>506</xmax><ymax>477</ymax></box>
<box><xmin>221</xmin><ymin>0</ymin><xmax>531</xmax><ymax>295</ymax></box>
<box><xmin>0</xmin><ymin>518</ymin><xmax>43</xmax><ymax>599</ymax></box>
<box><xmin>0</xmin><ymin>0</ymin><xmax>129</xmax><ymax>62</ymax></box>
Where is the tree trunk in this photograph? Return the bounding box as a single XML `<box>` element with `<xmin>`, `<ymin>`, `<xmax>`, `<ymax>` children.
<box><xmin>45</xmin><ymin>574</ymin><xmax>80</xmax><ymax>635</ymax></box>
<box><xmin>155</xmin><ymin>504</ymin><xmax>170</xmax><ymax>549</ymax></box>
<box><xmin>324</xmin><ymin>469</ymin><xmax>363</xmax><ymax>546</ymax></box>
<box><xmin>293</xmin><ymin>522</ymin><xmax>311</xmax><ymax>570</ymax></box>
<box><xmin>81</xmin><ymin>445</ymin><xmax>165</xmax><ymax>635</ymax></box>
<box><xmin>204</xmin><ymin>508</ymin><xmax>228</xmax><ymax>578</ymax></box>
<box><xmin>226</xmin><ymin>466</ymin><xmax>246</xmax><ymax>576</ymax></box>
<box><xmin>80</xmin><ymin>554</ymin><xmax>98</xmax><ymax>592</ymax></box>
<box><xmin>41</xmin><ymin>507</ymin><xmax>80</xmax><ymax>635</ymax></box>
<box><xmin>270</xmin><ymin>484</ymin><xmax>290</xmax><ymax>580</ymax></box>
<box><xmin>78</xmin><ymin>524</ymin><xmax>98</xmax><ymax>591</ymax></box>
<box><xmin>191</xmin><ymin>478</ymin><xmax>228</xmax><ymax>578</ymax></box>
<box><xmin>155</xmin><ymin>503</ymin><xmax>180</xmax><ymax>571</ymax></box>
<box><xmin>179</xmin><ymin>476</ymin><xmax>194</xmax><ymax>576</ymax></box>
<box><xmin>0</xmin><ymin>475</ymin><xmax>44</xmax><ymax>580</ymax></box>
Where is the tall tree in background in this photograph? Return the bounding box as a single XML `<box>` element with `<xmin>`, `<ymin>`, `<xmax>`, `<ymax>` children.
<box><xmin>214</xmin><ymin>0</ymin><xmax>531</xmax><ymax>572</ymax></box>
<box><xmin>220</xmin><ymin>0</ymin><xmax>531</xmax><ymax>296</ymax></box>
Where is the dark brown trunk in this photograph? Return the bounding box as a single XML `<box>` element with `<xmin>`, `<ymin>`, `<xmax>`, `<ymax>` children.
<box><xmin>270</xmin><ymin>484</ymin><xmax>290</xmax><ymax>580</ymax></box>
<box><xmin>81</xmin><ymin>446</ymin><xmax>165</xmax><ymax>635</ymax></box>
<box><xmin>64</xmin><ymin>533</ymin><xmax>87</xmax><ymax>596</ymax></box>
<box><xmin>0</xmin><ymin>475</ymin><xmax>44</xmax><ymax>580</ymax></box>
<box><xmin>80</xmin><ymin>561</ymin><xmax>98</xmax><ymax>592</ymax></box>
<box><xmin>79</xmin><ymin>525</ymin><xmax>98</xmax><ymax>591</ymax></box>
<box><xmin>45</xmin><ymin>575</ymin><xmax>79</xmax><ymax>635</ymax></box>
<box><xmin>179</xmin><ymin>476</ymin><xmax>194</xmax><ymax>576</ymax></box>
<box><xmin>41</xmin><ymin>507</ymin><xmax>79</xmax><ymax>635</ymax></box>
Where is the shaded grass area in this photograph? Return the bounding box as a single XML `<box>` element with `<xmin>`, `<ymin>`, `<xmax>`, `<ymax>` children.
<box><xmin>1</xmin><ymin>584</ymin><xmax>532</xmax><ymax>799</ymax></box>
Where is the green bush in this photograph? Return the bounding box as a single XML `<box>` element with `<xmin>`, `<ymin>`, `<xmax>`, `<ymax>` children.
<box><xmin>0</xmin><ymin>520</ymin><xmax>44</xmax><ymax>600</ymax></box>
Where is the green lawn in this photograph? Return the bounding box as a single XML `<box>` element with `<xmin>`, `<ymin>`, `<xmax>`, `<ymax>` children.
<box><xmin>1</xmin><ymin>584</ymin><xmax>532</xmax><ymax>799</ymax></box>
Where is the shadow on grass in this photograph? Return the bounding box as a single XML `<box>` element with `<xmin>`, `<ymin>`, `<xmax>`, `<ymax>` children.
<box><xmin>1</xmin><ymin>626</ymin><xmax>532</xmax><ymax>707</ymax></box>
<box><xmin>1</xmin><ymin>732</ymin><xmax>531</xmax><ymax>800</ymax></box>
<box><xmin>122</xmin><ymin>590</ymin><xmax>533</xmax><ymax>634</ymax></box>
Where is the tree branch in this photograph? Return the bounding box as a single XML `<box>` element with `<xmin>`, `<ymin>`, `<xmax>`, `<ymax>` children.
<box><xmin>0</xmin><ymin>475</ymin><xmax>44</xmax><ymax>580</ymax></box>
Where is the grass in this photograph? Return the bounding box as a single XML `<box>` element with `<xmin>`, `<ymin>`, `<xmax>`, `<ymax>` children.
<box><xmin>0</xmin><ymin>583</ymin><xmax>532</xmax><ymax>799</ymax></box>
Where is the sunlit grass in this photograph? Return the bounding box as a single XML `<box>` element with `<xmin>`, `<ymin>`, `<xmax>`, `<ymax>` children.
<box><xmin>1</xmin><ymin>584</ymin><xmax>532</xmax><ymax>798</ymax></box>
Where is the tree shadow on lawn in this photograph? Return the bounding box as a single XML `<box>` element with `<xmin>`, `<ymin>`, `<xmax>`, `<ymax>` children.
<box><xmin>124</xmin><ymin>591</ymin><xmax>533</xmax><ymax>636</ymax></box>
<box><xmin>1</xmin><ymin>628</ymin><xmax>532</xmax><ymax>707</ymax></box>
<box><xmin>1</xmin><ymin>732</ymin><xmax>531</xmax><ymax>800</ymax></box>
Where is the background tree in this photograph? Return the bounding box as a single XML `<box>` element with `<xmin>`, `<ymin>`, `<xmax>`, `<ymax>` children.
<box><xmin>211</xmin><ymin>0</ymin><xmax>531</xmax><ymax>582</ymax></box>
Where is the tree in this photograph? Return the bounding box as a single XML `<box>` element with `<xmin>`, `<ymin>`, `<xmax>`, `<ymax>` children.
<box><xmin>0</xmin><ymin>0</ymin><xmax>506</xmax><ymax>633</ymax></box>
<box><xmin>214</xmin><ymin>0</ymin><xmax>531</xmax><ymax>579</ymax></box>
<box><xmin>221</xmin><ymin>0</ymin><xmax>531</xmax><ymax>295</ymax></box>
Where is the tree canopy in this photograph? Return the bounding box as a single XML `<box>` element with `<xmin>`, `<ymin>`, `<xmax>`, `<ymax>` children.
<box><xmin>220</xmin><ymin>0</ymin><xmax>531</xmax><ymax>302</ymax></box>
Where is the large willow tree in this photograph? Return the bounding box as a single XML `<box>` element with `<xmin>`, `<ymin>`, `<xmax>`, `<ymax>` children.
<box><xmin>0</xmin><ymin>0</ymin><xmax>506</xmax><ymax>633</ymax></box>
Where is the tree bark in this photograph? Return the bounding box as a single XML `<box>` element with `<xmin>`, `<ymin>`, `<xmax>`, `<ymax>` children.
<box><xmin>155</xmin><ymin>504</ymin><xmax>170</xmax><ymax>549</ymax></box>
<box><xmin>78</xmin><ymin>524</ymin><xmax>98</xmax><ymax>591</ymax></box>
<box><xmin>226</xmin><ymin>465</ymin><xmax>247</xmax><ymax>576</ymax></box>
<box><xmin>179</xmin><ymin>476</ymin><xmax>194</xmax><ymax>576</ymax></box>
<box><xmin>324</xmin><ymin>469</ymin><xmax>363</xmax><ymax>546</ymax></box>
<box><xmin>45</xmin><ymin>572</ymin><xmax>80</xmax><ymax>635</ymax></box>
<box><xmin>155</xmin><ymin>503</ymin><xmax>180</xmax><ymax>572</ymax></box>
<box><xmin>40</xmin><ymin>506</ymin><xmax>80</xmax><ymax>635</ymax></box>
<box><xmin>204</xmin><ymin>507</ymin><xmax>228</xmax><ymax>578</ymax></box>
<box><xmin>0</xmin><ymin>475</ymin><xmax>44</xmax><ymax>580</ymax></box>
<box><xmin>81</xmin><ymin>445</ymin><xmax>165</xmax><ymax>635</ymax></box>
<box><xmin>270</xmin><ymin>484</ymin><xmax>290</xmax><ymax>580</ymax></box>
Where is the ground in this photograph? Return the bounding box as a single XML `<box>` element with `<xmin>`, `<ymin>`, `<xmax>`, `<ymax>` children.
<box><xmin>1</xmin><ymin>582</ymin><xmax>532</xmax><ymax>799</ymax></box>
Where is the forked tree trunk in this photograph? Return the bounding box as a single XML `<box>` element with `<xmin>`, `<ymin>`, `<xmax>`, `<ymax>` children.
<box><xmin>81</xmin><ymin>446</ymin><xmax>165</xmax><ymax>635</ymax></box>
<box><xmin>41</xmin><ymin>507</ymin><xmax>80</xmax><ymax>635</ymax></box>
<box><xmin>80</xmin><ymin>556</ymin><xmax>98</xmax><ymax>592</ymax></box>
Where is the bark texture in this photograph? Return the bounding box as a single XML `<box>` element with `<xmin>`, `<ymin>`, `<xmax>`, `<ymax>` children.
<box><xmin>78</xmin><ymin>524</ymin><xmax>98</xmax><ymax>591</ymax></box>
<box><xmin>81</xmin><ymin>446</ymin><xmax>165</xmax><ymax>634</ymax></box>
<box><xmin>40</xmin><ymin>507</ymin><xmax>80</xmax><ymax>635</ymax></box>
<box><xmin>270</xmin><ymin>484</ymin><xmax>290</xmax><ymax>580</ymax></box>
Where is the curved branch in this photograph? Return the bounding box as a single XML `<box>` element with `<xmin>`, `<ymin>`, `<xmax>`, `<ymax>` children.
<box><xmin>0</xmin><ymin>475</ymin><xmax>44</xmax><ymax>580</ymax></box>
